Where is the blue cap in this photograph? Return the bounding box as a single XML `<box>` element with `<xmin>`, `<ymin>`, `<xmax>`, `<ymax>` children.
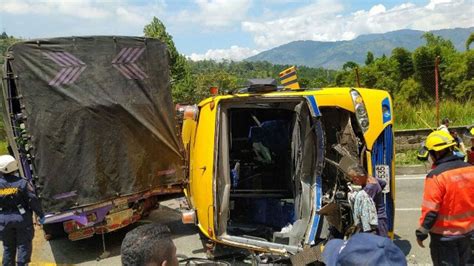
<box><xmin>322</xmin><ymin>233</ymin><xmax>407</xmax><ymax>266</ymax></box>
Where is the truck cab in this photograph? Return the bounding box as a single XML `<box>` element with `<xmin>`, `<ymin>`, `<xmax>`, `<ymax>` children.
<box><xmin>181</xmin><ymin>79</ymin><xmax>395</xmax><ymax>258</ymax></box>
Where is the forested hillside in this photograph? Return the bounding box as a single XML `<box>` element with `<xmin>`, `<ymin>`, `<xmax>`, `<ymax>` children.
<box><xmin>247</xmin><ymin>27</ymin><xmax>474</xmax><ymax>69</ymax></box>
<box><xmin>1</xmin><ymin>19</ymin><xmax>473</xmax><ymax>130</ymax></box>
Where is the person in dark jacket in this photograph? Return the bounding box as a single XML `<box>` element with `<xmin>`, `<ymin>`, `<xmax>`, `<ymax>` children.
<box><xmin>0</xmin><ymin>155</ymin><xmax>44</xmax><ymax>266</ymax></box>
<box><xmin>416</xmin><ymin>130</ymin><xmax>474</xmax><ymax>266</ymax></box>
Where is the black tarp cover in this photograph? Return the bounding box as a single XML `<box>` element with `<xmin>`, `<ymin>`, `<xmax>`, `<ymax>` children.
<box><xmin>5</xmin><ymin>36</ymin><xmax>185</xmax><ymax>213</ymax></box>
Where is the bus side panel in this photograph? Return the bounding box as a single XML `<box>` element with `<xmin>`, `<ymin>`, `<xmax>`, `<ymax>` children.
<box><xmin>371</xmin><ymin>125</ymin><xmax>395</xmax><ymax>238</ymax></box>
<box><xmin>189</xmin><ymin>102</ymin><xmax>218</xmax><ymax>238</ymax></box>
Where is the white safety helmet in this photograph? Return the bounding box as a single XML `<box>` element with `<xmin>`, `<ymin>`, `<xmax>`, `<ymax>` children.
<box><xmin>0</xmin><ymin>155</ymin><xmax>19</xmax><ymax>174</ymax></box>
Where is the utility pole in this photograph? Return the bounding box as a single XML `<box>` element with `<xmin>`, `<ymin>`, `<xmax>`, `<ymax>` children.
<box><xmin>435</xmin><ymin>56</ymin><xmax>440</xmax><ymax>127</ymax></box>
<box><xmin>355</xmin><ymin>67</ymin><xmax>361</xmax><ymax>87</ymax></box>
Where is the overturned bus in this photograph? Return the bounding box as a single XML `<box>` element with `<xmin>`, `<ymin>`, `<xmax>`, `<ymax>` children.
<box><xmin>180</xmin><ymin>79</ymin><xmax>395</xmax><ymax>261</ymax></box>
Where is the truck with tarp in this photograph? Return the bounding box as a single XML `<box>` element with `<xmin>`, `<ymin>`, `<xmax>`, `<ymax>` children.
<box><xmin>1</xmin><ymin>36</ymin><xmax>185</xmax><ymax>240</ymax></box>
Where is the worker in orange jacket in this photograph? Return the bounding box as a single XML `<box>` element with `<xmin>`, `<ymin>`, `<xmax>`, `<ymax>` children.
<box><xmin>415</xmin><ymin>130</ymin><xmax>474</xmax><ymax>266</ymax></box>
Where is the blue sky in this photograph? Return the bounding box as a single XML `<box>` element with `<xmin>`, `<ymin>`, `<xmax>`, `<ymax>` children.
<box><xmin>1</xmin><ymin>0</ymin><xmax>473</xmax><ymax>61</ymax></box>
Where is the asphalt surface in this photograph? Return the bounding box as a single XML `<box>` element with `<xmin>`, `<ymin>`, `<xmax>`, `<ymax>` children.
<box><xmin>0</xmin><ymin>173</ymin><xmax>438</xmax><ymax>265</ymax></box>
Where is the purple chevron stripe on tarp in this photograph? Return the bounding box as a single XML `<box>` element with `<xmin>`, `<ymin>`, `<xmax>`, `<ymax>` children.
<box><xmin>44</xmin><ymin>52</ymin><xmax>66</xmax><ymax>67</ymax></box>
<box><xmin>63</xmin><ymin>52</ymin><xmax>85</xmax><ymax>65</ymax></box>
<box><xmin>56</xmin><ymin>52</ymin><xmax>76</xmax><ymax>66</ymax></box>
<box><xmin>63</xmin><ymin>67</ymin><xmax>82</xmax><ymax>84</ymax></box>
<box><xmin>113</xmin><ymin>64</ymin><xmax>132</xmax><ymax>79</ymax></box>
<box><xmin>68</xmin><ymin>66</ymin><xmax>86</xmax><ymax>84</ymax></box>
<box><xmin>56</xmin><ymin>68</ymin><xmax>76</xmax><ymax>85</ymax></box>
<box><xmin>112</xmin><ymin>48</ymin><xmax>128</xmax><ymax>63</ymax></box>
<box><xmin>130</xmin><ymin>48</ymin><xmax>145</xmax><ymax>62</ymax></box>
<box><xmin>124</xmin><ymin>47</ymin><xmax>141</xmax><ymax>63</ymax></box>
<box><xmin>122</xmin><ymin>64</ymin><xmax>142</xmax><ymax>79</ymax></box>
<box><xmin>49</xmin><ymin>68</ymin><xmax>68</xmax><ymax>86</ymax></box>
<box><xmin>130</xmin><ymin>63</ymin><xmax>148</xmax><ymax>78</ymax></box>
<box><xmin>52</xmin><ymin>52</ymin><xmax>73</xmax><ymax>67</ymax></box>
<box><xmin>44</xmin><ymin>51</ymin><xmax>87</xmax><ymax>86</ymax></box>
<box><xmin>118</xmin><ymin>47</ymin><xmax>134</xmax><ymax>63</ymax></box>
<box><xmin>112</xmin><ymin>47</ymin><xmax>147</xmax><ymax>80</ymax></box>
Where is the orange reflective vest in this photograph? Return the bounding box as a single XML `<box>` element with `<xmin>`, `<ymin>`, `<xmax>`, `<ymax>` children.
<box><xmin>420</xmin><ymin>157</ymin><xmax>474</xmax><ymax>236</ymax></box>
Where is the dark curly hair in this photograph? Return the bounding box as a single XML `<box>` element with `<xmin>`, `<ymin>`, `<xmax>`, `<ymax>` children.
<box><xmin>121</xmin><ymin>223</ymin><xmax>175</xmax><ymax>266</ymax></box>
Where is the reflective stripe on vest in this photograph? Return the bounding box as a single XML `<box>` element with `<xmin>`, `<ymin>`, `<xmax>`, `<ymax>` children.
<box><xmin>438</xmin><ymin>210</ymin><xmax>474</xmax><ymax>221</ymax></box>
<box><xmin>431</xmin><ymin>222</ymin><xmax>474</xmax><ymax>235</ymax></box>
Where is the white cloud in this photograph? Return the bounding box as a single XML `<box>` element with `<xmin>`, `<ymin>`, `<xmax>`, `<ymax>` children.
<box><xmin>189</xmin><ymin>45</ymin><xmax>260</xmax><ymax>61</ymax></box>
<box><xmin>0</xmin><ymin>0</ymin><xmax>112</xmax><ymax>19</ymax></box>
<box><xmin>0</xmin><ymin>0</ymin><xmax>168</xmax><ymax>38</ymax></box>
<box><xmin>116</xmin><ymin>6</ymin><xmax>148</xmax><ymax>25</ymax></box>
<box><xmin>241</xmin><ymin>0</ymin><xmax>474</xmax><ymax>50</ymax></box>
<box><xmin>0</xmin><ymin>0</ymin><xmax>167</xmax><ymax>22</ymax></box>
<box><xmin>176</xmin><ymin>0</ymin><xmax>251</xmax><ymax>28</ymax></box>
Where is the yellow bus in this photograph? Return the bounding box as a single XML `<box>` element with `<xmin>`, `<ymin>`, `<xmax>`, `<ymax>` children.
<box><xmin>181</xmin><ymin>78</ymin><xmax>395</xmax><ymax>261</ymax></box>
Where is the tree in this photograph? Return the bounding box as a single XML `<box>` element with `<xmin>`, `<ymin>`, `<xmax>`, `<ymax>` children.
<box><xmin>143</xmin><ymin>17</ymin><xmax>187</xmax><ymax>80</ymax></box>
<box><xmin>365</xmin><ymin>51</ymin><xmax>374</xmax><ymax>65</ymax></box>
<box><xmin>395</xmin><ymin>78</ymin><xmax>425</xmax><ymax>104</ymax></box>
<box><xmin>144</xmin><ymin>17</ymin><xmax>191</xmax><ymax>102</ymax></box>
<box><xmin>391</xmin><ymin>47</ymin><xmax>414</xmax><ymax>81</ymax></box>
<box><xmin>0</xmin><ymin>32</ymin><xmax>8</xmax><ymax>39</ymax></box>
<box><xmin>342</xmin><ymin>61</ymin><xmax>358</xmax><ymax>71</ymax></box>
<box><xmin>413</xmin><ymin>46</ymin><xmax>435</xmax><ymax>97</ymax></box>
<box><xmin>466</xmin><ymin>33</ymin><xmax>474</xmax><ymax>51</ymax></box>
<box><xmin>412</xmin><ymin>33</ymin><xmax>458</xmax><ymax>99</ymax></box>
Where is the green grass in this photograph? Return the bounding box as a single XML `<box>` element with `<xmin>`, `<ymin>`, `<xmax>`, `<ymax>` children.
<box><xmin>395</xmin><ymin>149</ymin><xmax>422</xmax><ymax>165</ymax></box>
<box><xmin>0</xmin><ymin>141</ymin><xmax>7</xmax><ymax>154</ymax></box>
<box><xmin>394</xmin><ymin>99</ymin><xmax>474</xmax><ymax>130</ymax></box>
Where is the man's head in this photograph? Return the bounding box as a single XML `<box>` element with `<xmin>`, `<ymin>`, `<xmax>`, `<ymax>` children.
<box><xmin>441</xmin><ymin>118</ymin><xmax>450</xmax><ymax>127</ymax></box>
<box><xmin>424</xmin><ymin>130</ymin><xmax>456</xmax><ymax>162</ymax></box>
<box><xmin>322</xmin><ymin>233</ymin><xmax>407</xmax><ymax>266</ymax></box>
<box><xmin>121</xmin><ymin>224</ymin><xmax>178</xmax><ymax>266</ymax></box>
<box><xmin>347</xmin><ymin>164</ymin><xmax>368</xmax><ymax>186</ymax></box>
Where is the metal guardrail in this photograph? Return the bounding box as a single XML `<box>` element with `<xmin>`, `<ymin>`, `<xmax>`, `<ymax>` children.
<box><xmin>394</xmin><ymin>125</ymin><xmax>472</xmax><ymax>151</ymax></box>
<box><xmin>394</xmin><ymin>125</ymin><xmax>471</xmax><ymax>135</ymax></box>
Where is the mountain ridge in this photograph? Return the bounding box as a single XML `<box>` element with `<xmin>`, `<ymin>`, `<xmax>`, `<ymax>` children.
<box><xmin>246</xmin><ymin>27</ymin><xmax>474</xmax><ymax>69</ymax></box>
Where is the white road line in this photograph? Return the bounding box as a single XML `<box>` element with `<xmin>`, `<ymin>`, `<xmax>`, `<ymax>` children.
<box><xmin>396</xmin><ymin>176</ymin><xmax>425</xmax><ymax>180</ymax></box>
<box><xmin>396</xmin><ymin>208</ymin><xmax>421</xmax><ymax>211</ymax></box>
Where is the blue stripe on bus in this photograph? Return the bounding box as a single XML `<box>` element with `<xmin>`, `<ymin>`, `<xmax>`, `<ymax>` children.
<box><xmin>306</xmin><ymin>96</ymin><xmax>321</xmax><ymax>117</ymax></box>
<box><xmin>308</xmin><ymin>175</ymin><xmax>322</xmax><ymax>243</ymax></box>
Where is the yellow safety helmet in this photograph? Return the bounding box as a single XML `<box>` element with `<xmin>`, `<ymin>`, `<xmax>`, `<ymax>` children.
<box><xmin>425</xmin><ymin>130</ymin><xmax>456</xmax><ymax>152</ymax></box>
<box><xmin>465</xmin><ymin>126</ymin><xmax>474</xmax><ymax>139</ymax></box>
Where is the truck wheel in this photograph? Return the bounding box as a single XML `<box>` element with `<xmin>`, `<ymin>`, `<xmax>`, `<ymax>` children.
<box><xmin>42</xmin><ymin>223</ymin><xmax>66</xmax><ymax>240</ymax></box>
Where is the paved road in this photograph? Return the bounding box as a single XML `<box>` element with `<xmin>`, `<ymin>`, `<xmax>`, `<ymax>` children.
<box><xmin>0</xmin><ymin>174</ymin><xmax>436</xmax><ymax>265</ymax></box>
<box><xmin>393</xmin><ymin>174</ymin><xmax>432</xmax><ymax>265</ymax></box>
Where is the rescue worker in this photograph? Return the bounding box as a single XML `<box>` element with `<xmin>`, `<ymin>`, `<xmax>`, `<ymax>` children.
<box><xmin>0</xmin><ymin>155</ymin><xmax>44</xmax><ymax>266</ymax></box>
<box><xmin>415</xmin><ymin>130</ymin><xmax>474</xmax><ymax>266</ymax></box>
